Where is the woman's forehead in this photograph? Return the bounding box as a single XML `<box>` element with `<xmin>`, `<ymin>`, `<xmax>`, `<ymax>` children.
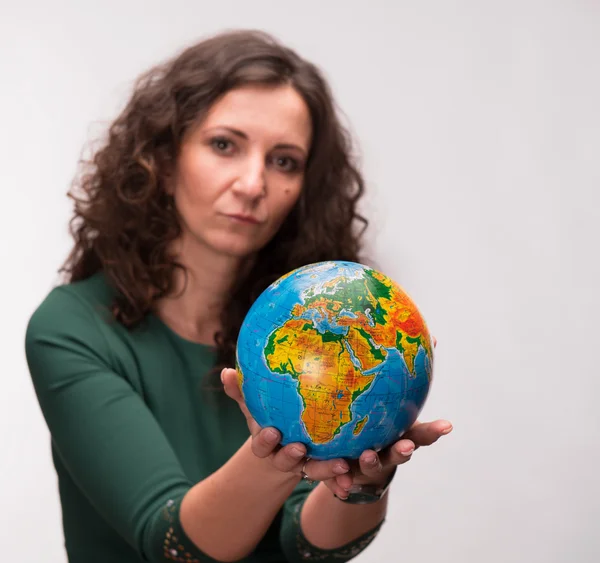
<box><xmin>200</xmin><ymin>85</ymin><xmax>312</xmax><ymax>150</ymax></box>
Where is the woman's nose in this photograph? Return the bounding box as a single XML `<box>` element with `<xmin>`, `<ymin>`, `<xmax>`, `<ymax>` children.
<box><xmin>231</xmin><ymin>156</ymin><xmax>266</xmax><ymax>200</ymax></box>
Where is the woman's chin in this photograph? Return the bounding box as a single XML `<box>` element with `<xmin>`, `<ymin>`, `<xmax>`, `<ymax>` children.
<box><xmin>206</xmin><ymin>234</ymin><xmax>266</xmax><ymax>260</ymax></box>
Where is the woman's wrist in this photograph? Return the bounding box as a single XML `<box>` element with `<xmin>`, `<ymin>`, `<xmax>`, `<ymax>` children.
<box><xmin>179</xmin><ymin>436</ymin><xmax>302</xmax><ymax>560</ymax></box>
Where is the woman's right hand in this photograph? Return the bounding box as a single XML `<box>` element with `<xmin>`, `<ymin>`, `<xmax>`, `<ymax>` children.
<box><xmin>221</xmin><ymin>368</ymin><xmax>353</xmax><ymax>497</ymax></box>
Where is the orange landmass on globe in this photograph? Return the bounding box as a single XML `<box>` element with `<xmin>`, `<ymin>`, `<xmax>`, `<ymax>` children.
<box><xmin>353</xmin><ymin>415</ymin><xmax>368</xmax><ymax>436</ymax></box>
<box><xmin>264</xmin><ymin>319</ymin><xmax>377</xmax><ymax>445</ymax></box>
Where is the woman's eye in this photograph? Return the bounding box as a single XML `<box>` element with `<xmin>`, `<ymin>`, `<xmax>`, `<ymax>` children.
<box><xmin>211</xmin><ymin>137</ymin><xmax>234</xmax><ymax>154</ymax></box>
<box><xmin>273</xmin><ymin>155</ymin><xmax>300</xmax><ymax>173</ymax></box>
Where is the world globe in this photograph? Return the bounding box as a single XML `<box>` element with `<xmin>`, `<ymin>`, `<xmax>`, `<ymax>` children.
<box><xmin>235</xmin><ymin>261</ymin><xmax>434</xmax><ymax>460</ymax></box>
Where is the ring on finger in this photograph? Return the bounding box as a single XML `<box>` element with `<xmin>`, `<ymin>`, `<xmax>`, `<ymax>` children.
<box><xmin>300</xmin><ymin>458</ymin><xmax>315</xmax><ymax>485</ymax></box>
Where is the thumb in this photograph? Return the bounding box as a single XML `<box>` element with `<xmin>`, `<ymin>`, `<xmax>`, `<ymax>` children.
<box><xmin>221</xmin><ymin>368</ymin><xmax>257</xmax><ymax>431</ymax></box>
<box><xmin>221</xmin><ymin>367</ymin><xmax>243</xmax><ymax>402</ymax></box>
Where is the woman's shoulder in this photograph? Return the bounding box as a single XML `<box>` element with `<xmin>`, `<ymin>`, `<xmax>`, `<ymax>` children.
<box><xmin>24</xmin><ymin>272</ymin><xmax>124</xmax><ymax>388</ymax></box>
<box><xmin>26</xmin><ymin>272</ymin><xmax>118</xmax><ymax>346</ymax></box>
<box><xmin>32</xmin><ymin>271</ymin><xmax>114</xmax><ymax>319</ymax></box>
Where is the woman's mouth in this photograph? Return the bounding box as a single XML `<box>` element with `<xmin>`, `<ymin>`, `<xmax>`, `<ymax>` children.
<box><xmin>225</xmin><ymin>213</ymin><xmax>262</xmax><ymax>225</ymax></box>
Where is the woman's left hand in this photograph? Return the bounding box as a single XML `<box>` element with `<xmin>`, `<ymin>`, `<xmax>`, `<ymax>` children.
<box><xmin>337</xmin><ymin>418</ymin><xmax>453</xmax><ymax>491</ymax></box>
<box><xmin>322</xmin><ymin>335</ymin><xmax>453</xmax><ymax>498</ymax></box>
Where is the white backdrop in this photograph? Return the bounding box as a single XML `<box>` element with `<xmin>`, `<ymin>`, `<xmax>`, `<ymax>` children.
<box><xmin>1</xmin><ymin>1</ymin><xmax>599</xmax><ymax>562</ymax></box>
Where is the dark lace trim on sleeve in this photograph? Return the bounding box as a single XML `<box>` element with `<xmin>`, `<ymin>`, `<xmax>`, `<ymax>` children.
<box><xmin>291</xmin><ymin>500</ymin><xmax>384</xmax><ymax>561</ymax></box>
<box><xmin>160</xmin><ymin>499</ymin><xmax>204</xmax><ymax>562</ymax></box>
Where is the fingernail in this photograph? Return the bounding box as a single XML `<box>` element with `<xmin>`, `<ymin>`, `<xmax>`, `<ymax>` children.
<box><xmin>401</xmin><ymin>447</ymin><xmax>414</xmax><ymax>456</ymax></box>
<box><xmin>365</xmin><ymin>455</ymin><xmax>378</xmax><ymax>465</ymax></box>
<box><xmin>333</xmin><ymin>463</ymin><xmax>349</xmax><ymax>474</ymax></box>
<box><xmin>220</xmin><ymin>369</ymin><xmax>226</xmax><ymax>384</ymax></box>
<box><xmin>441</xmin><ymin>424</ymin><xmax>453</xmax><ymax>435</ymax></box>
<box><xmin>290</xmin><ymin>447</ymin><xmax>305</xmax><ymax>459</ymax></box>
<box><xmin>265</xmin><ymin>429</ymin><xmax>279</xmax><ymax>444</ymax></box>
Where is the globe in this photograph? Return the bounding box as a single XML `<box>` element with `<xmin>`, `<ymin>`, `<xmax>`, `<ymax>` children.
<box><xmin>235</xmin><ymin>260</ymin><xmax>434</xmax><ymax>460</ymax></box>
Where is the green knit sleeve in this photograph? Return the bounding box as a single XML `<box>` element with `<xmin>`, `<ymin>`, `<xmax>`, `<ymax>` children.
<box><xmin>25</xmin><ymin>286</ymin><xmax>213</xmax><ymax>563</ymax></box>
<box><xmin>279</xmin><ymin>481</ymin><xmax>384</xmax><ymax>562</ymax></box>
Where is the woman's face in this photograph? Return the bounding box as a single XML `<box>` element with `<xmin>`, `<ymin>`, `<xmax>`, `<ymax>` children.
<box><xmin>172</xmin><ymin>84</ymin><xmax>312</xmax><ymax>259</ymax></box>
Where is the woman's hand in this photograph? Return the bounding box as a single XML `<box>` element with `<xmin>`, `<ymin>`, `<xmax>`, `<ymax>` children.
<box><xmin>340</xmin><ymin>418</ymin><xmax>453</xmax><ymax>493</ymax></box>
<box><xmin>221</xmin><ymin>368</ymin><xmax>352</xmax><ymax>494</ymax></box>
<box><xmin>335</xmin><ymin>334</ymin><xmax>452</xmax><ymax>496</ymax></box>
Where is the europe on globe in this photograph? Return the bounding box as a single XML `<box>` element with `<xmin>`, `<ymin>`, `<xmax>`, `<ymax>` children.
<box><xmin>235</xmin><ymin>261</ymin><xmax>434</xmax><ymax>460</ymax></box>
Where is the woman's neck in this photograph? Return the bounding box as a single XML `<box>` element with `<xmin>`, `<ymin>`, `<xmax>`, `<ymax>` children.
<box><xmin>154</xmin><ymin>236</ymin><xmax>252</xmax><ymax>345</ymax></box>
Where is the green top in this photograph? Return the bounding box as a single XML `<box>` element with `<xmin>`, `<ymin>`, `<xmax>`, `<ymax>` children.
<box><xmin>25</xmin><ymin>272</ymin><xmax>382</xmax><ymax>563</ymax></box>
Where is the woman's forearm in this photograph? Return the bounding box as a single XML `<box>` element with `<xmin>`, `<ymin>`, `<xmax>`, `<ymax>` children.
<box><xmin>180</xmin><ymin>436</ymin><xmax>301</xmax><ymax>562</ymax></box>
<box><xmin>300</xmin><ymin>481</ymin><xmax>389</xmax><ymax>549</ymax></box>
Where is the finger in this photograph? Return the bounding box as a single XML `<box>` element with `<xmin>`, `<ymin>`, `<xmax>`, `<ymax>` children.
<box><xmin>222</xmin><ymin>368</ymin><xmax>256</xmax><ymax>426</ymax></box>
<box><xmin>335</xmin><ymin>472</ymin><xmax>354</xmax><ymax>491</ymax></box>
<box><xmin>379</xmin><ymin>438</ymin><xmax>416</xmax><ymax>467</ymax></box>
<box><xmin>403</xmin><ymin>420</ymin><xmax>453</xmax><ymax>447</ymax></box>
<box><xmin>322</xmin><ymin>477</ymin><xmax>352</xmax><ymax>500</ymax></box>
<box><xmin>433</xmin><ymin>336</ymin><xmax>437</xmax><ymax>348</ymax></box>
<box><xmin>251</xmin><ymin>427</ymin><xmax>283</xmax><ymax>459</ymax></box>
<box><xmin>270</xmin><ymin>443</ymin><xmax>307</xmax><ymax>471</ymax></box>
<box><xmin>221</xmin><ymin>368</ymin><xmax>242</xmax><ymax>401</ymax></box>
<box><xmin>221</xmin><ymin>368</ymin><xmax>243</xmax><ymax>401</ymax></box>
<box><xmin>300</xmin><ymin>457</ymin><xmax>350</xmax><ymax>482</ymax></box>
<box><xmin>358</xmin><ymin>450</ymin><xmax>387</xmax><ymax>478</ymax></box>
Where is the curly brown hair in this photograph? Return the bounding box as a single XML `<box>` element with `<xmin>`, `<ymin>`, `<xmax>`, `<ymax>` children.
<box><xmin>61</xmin><ymin>29</ymin><xmax>369</xmax><ymax>378</ymax></box>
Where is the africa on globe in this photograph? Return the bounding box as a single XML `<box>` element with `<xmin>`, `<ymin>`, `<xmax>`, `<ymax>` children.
<box><xmin>235</xmin><ymin>261</ymin><xmax>434</xmax><ymax>460</ymax></box>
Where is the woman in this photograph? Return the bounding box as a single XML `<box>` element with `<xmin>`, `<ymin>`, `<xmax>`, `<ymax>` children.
<box><xmin>25</xmin><ymin>29</ymin><xmax>452</xmax><ymax>563</ymax></box>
